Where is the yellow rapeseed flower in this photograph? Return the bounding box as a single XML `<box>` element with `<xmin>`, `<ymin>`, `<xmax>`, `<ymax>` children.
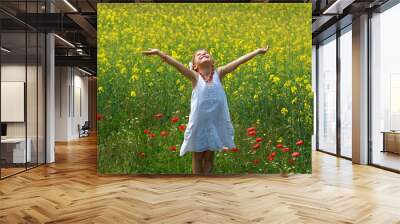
<box><xmin>98</xmin><ymin>86</ymin><xmax>104</xmax><ymax>93</ymax></box>
<box><xmin>119</xmin><ymin>67</ymin><xmax>127</xmax><ymax>75</ymax></box>
<box><xmin>264</xmin><ymin>63</ymin><xmax>270</xmax><ymax>70</ymax></box>
<box><xmin>132</xmin><ymin>67</ymin><xmax>139</xmax><ymax>73</ymax></box>
<box><xmin>272</xmin><ymin>76</ymin><xmax>280</xmax><ymax>84</ymax></box>
<box><xmin>284</xmin><ymin>81</ymin><xmax>291</xmax><ymax>88</ymax></box>
<box><xmin>130</xmin><ymin>90</ymin><xmax>136</xmax><ymax>97</ymax></box>
<box><xmin>306</xmin><ymin>83</ymin><xmax>312</xmax><ymax>92</ymax></box>
<box><xmin>291</xmin><ymin>86</ymin><xmax>297</xmax><ymax>94</ymax></box>
<box><xmin>281</xmin><ymin>107</ymin><xmax>288</xmax><ymax>115</ymax></box>
<box><xmin>131</xmin><ymin>74</ymin><xmax>139</xmax><ymax>82</ymax></box>
<box><xmin>171</xmin><ymin>50</ymin><xmax>179</xmax><ymax>60</ymax></box>
<box><xmin>156</xmin><ymin>66</ymin><xmax>164</xmax><ymax>73</ymax></box>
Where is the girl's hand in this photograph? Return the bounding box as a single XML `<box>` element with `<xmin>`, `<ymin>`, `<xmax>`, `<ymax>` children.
<box><xmin>142</xmin><ymin>48</ymin><xmax>160</xmax><ymax>56</ymax></box>
<box><xmin>257</xmin><ymin>46</ymin><xmax>269</xmax><ymax>54</ymax></box>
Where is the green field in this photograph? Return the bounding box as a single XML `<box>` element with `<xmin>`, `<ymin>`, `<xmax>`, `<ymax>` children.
<box><xmin>97</xmin><ymin>3</ymin><xmax>313</xmax><ymax>174</ymax></box>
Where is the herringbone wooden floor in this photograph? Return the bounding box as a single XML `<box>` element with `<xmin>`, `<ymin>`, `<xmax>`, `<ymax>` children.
<box><xmin>1</xmin><ymin>135</ymin><xmax>400</xmax><ymax>224</ymax></box>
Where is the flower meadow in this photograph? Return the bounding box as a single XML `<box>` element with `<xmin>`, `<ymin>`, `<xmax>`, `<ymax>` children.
<box><xmin>97</xmin><ymin>3</ymin><xmax>313</xmax><ymax>174</ymax></box>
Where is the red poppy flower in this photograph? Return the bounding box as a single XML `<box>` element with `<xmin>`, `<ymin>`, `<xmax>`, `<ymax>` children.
<box><xmin>138</xmin><ymin>152</ymin><xmax>145</xmax><ymax>158</ymax></box>
<box><xmin>253</xmin><ymin>159</ymin><xmax>260</xmax><ymax>165</ymax></box>
<box><xmin>154</xmin><ymin>113</ymin><xmax>164</xmax><ymax>120</ymax></box>
<box><xmin>247</xmin><ymin>127</ymin><xmax>256</xmax><ymax>132</ymax></box>
<box><xmin>171</xmin><ymin>116</ymin><xmax>180</xmax><ymax>123</ymax></box>
<box><xmin>271</xmin><ymin>152</ymin><xmax>277</xmax><ymax>157</ymax></box>
<box><xmin>223</xmin><ymin>148</ymin><xmax>228</xmax><ymax>152</ymax></box>
<box><xmin>178</xmin><ymin>124</ymin><xmax>186</xmax><ymax>132</ymax></box>
<box><xmin>168</xmin><ymin>146</ymin><xmax>177</xmax><ymax>151</ymax></box>
<box><xmin>247</xmin><ymin>130</ymin><xmax>256</xmax><ymax>136</ymax></box>
<box><xmin>282</xmin><ymin>147</ymin><xmax>290</xmax><ymax>153</ymax></box>
<box><xmin>252</xmin><ymin>143</ymin><xmax>260</xmax><ymax>150</ymax></box>
<box><xmin>143</xmin><ymin>129</ymin><xmax>150</xmax><ymax>134</ymax></box>
<box><xmin>268</xmin><ymin>155</ymin><xmax>274</xmax><ymax>161</ymax></box>
<box><xmin>96</xmin><ymin>114</ymin><xmax>103</xmax><ymax>121</ymax></box>
<box><xmin>231</xmin><ymin>147</ymin><xmax>239</xmax><ymax>152</ymax></box>
<box><xmin>292</xmin><ymin>152</ymin><xmax>300</xmax><ymax>157</ymax></box>
<box><xmin>296</xmin><ymin>140</ymin><xmax>304</xmax><ymax>146</ymax></box>
<box><xmin>276</xmin><ymin>144</ymin><xmax>284</xmax><ymax>148</ymax></box>
<box><xmin>160</xmin><ymin>131</ymin><xmax>168</xmax><ymax>137</ymax></box>
<box><xmin>255</xmin><ymin>137</ymin><xmax>263</xmax><ymax>142</ymax></box>
<box><xmin>149</xmin><ymin>133</ymin><xmax>156</xmax><ymax>138</ymax></box>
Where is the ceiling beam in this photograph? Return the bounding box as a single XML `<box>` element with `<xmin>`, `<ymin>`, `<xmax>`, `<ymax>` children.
<box><xmin>66</xmin><ymin>13</ymin><xmax>97</xmax><ymax>46</ymax></box>
<box><xmin>55</xmin><ymin>55</ymin><xmax>96</xmax><ymax>71</ymax></box>
<box><xmin>322</xmin><ymin>0</ymin><xmax>356</xmax><ymax>14</ymax></box>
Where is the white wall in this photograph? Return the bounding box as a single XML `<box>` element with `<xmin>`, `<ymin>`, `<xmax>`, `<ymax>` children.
<box><xmin>1</xmin><ymin>65</ymin><xmax>39</xmax><ymax>137</ymax></box>
<box><xmin>72</xmin><ymin>72</ymin><xmax>89</xmax><ymax>138</ymax></box>
<box><xmin>55</xmin><ymin>67</ymin><xmax>89</xmax><ymax>141</ymax></box>
<box><xmin>1</xmin><ymin>64</ymin><xmax>25</xmax><ymax>81</ymax></box>
<box><xmin>1</xmin><ymin>65</ymin><xmax>26</xmax><ymax>139</ymax></box>
<box><xmin>55</xmin><ymin>66</ymin><xmax>69</xmax><ymax>141</ymax></box>
<box><xmin>1</xmin><ymin>63</ymin><xmax>46</xmax><ymax>164</ymax></box>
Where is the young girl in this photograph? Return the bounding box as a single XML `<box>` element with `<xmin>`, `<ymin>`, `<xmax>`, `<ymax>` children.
<box><xmin>143</xmin><ymin>47</ymin><xmax>269</xmax><ymax>174</ymax></box>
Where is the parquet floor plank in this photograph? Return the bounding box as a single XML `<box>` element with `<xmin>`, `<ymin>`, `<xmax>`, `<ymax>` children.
<box><xmin>0</xmin><ymin>135</ymin><xmax>399</xmax><ymax>223</ymax></box>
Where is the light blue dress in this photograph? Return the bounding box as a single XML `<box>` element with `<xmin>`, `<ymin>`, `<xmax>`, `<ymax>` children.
<box><xmin>180</xmin><ymin>70</ymin><xmax>236</xmax><ymax>156</ymax></box>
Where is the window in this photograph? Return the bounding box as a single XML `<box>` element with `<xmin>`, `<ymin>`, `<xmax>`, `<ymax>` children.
<box><xmin>317</xmin><ymin>35</ymin><xmax>337</xmax><ymax>154</ymax></box>
<box><xmin>0</xmin><ymin>1</ymin><xmax>47</xmax><ymax>179</ymax></box>
<box><xmin>370</xmin><ymin>3</ymin><xmax>400</xmax><ymax>171</ymax></box>
<box><xmin>339</xmin><ymin>27</ymin><xmax>352</xmax><ymax>158</ymax></box>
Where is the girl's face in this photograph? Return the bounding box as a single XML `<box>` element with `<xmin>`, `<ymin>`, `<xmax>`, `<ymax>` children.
<box><xmin>193</xmin><ymin>50</ymin><xmax>214</xmax><ymax>70</ymax></box>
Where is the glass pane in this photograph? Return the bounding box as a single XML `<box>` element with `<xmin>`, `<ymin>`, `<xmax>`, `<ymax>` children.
<box><xmin>340</xmin><ymin>28</ymin><xmax>352</xmax><ymax>158</ymax></box>
<box><xmin>38</xmin><ymin>32</ymin><xmax>45</xmax><ymax>165</ymax></box>
<box><xmin>1</xmin><ymin>31</ymin><xmax>27</xmax><ymax>177</ymax></box>
<box><xmin>27</xmin><ymin>31</ymin><xmax>38</xmax><ymax>169</ymax></box>
<box><xmin>318</xmin><ymin>36</ymin><xmax>337</xmax><ymax>154</ymax></box>
<box><xmin>371</xmin><ymin>4</ymin><xmax>400</xmax><ymax>171</ymax></box>
<box><xmin>26</xmin><ymin>0</ymin><xmax>40</xmax><ymax>170</ymax></box>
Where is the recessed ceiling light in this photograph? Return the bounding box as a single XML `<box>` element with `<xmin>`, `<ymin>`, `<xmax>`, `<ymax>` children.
<box><xmin>1</xmin><ymin>47</ymin><xmax>11</xmax><ymax>53</ymax></box>
<box><xmin>323</xmin><ymin>0</ymin><xmax>355</xmax><ymax>15</ymax></box>
<box><xmin>63</xmin><ymin>0</ymin><xmax>78</xmax><ymax>12</ymax></box>
<box><xmin>78</xmin><ymin>67</ymin><xmax>93</xmax><ymax>76</ymax></box>
<box><xmin>54</xmin><ymin>34</ymin><xmax>75</xmax><ymax>48</ymax></box>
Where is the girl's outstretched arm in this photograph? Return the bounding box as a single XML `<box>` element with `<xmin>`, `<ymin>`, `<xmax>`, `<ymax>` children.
<box><xmin>218</xmin><ymin>46</ymin><xmax>269</xmax><ymax>79</ymax></box>
<box><xmin>142</xmin><ymin>48</ymin><xmax>197</xmax><ymax>84</ymax></box>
